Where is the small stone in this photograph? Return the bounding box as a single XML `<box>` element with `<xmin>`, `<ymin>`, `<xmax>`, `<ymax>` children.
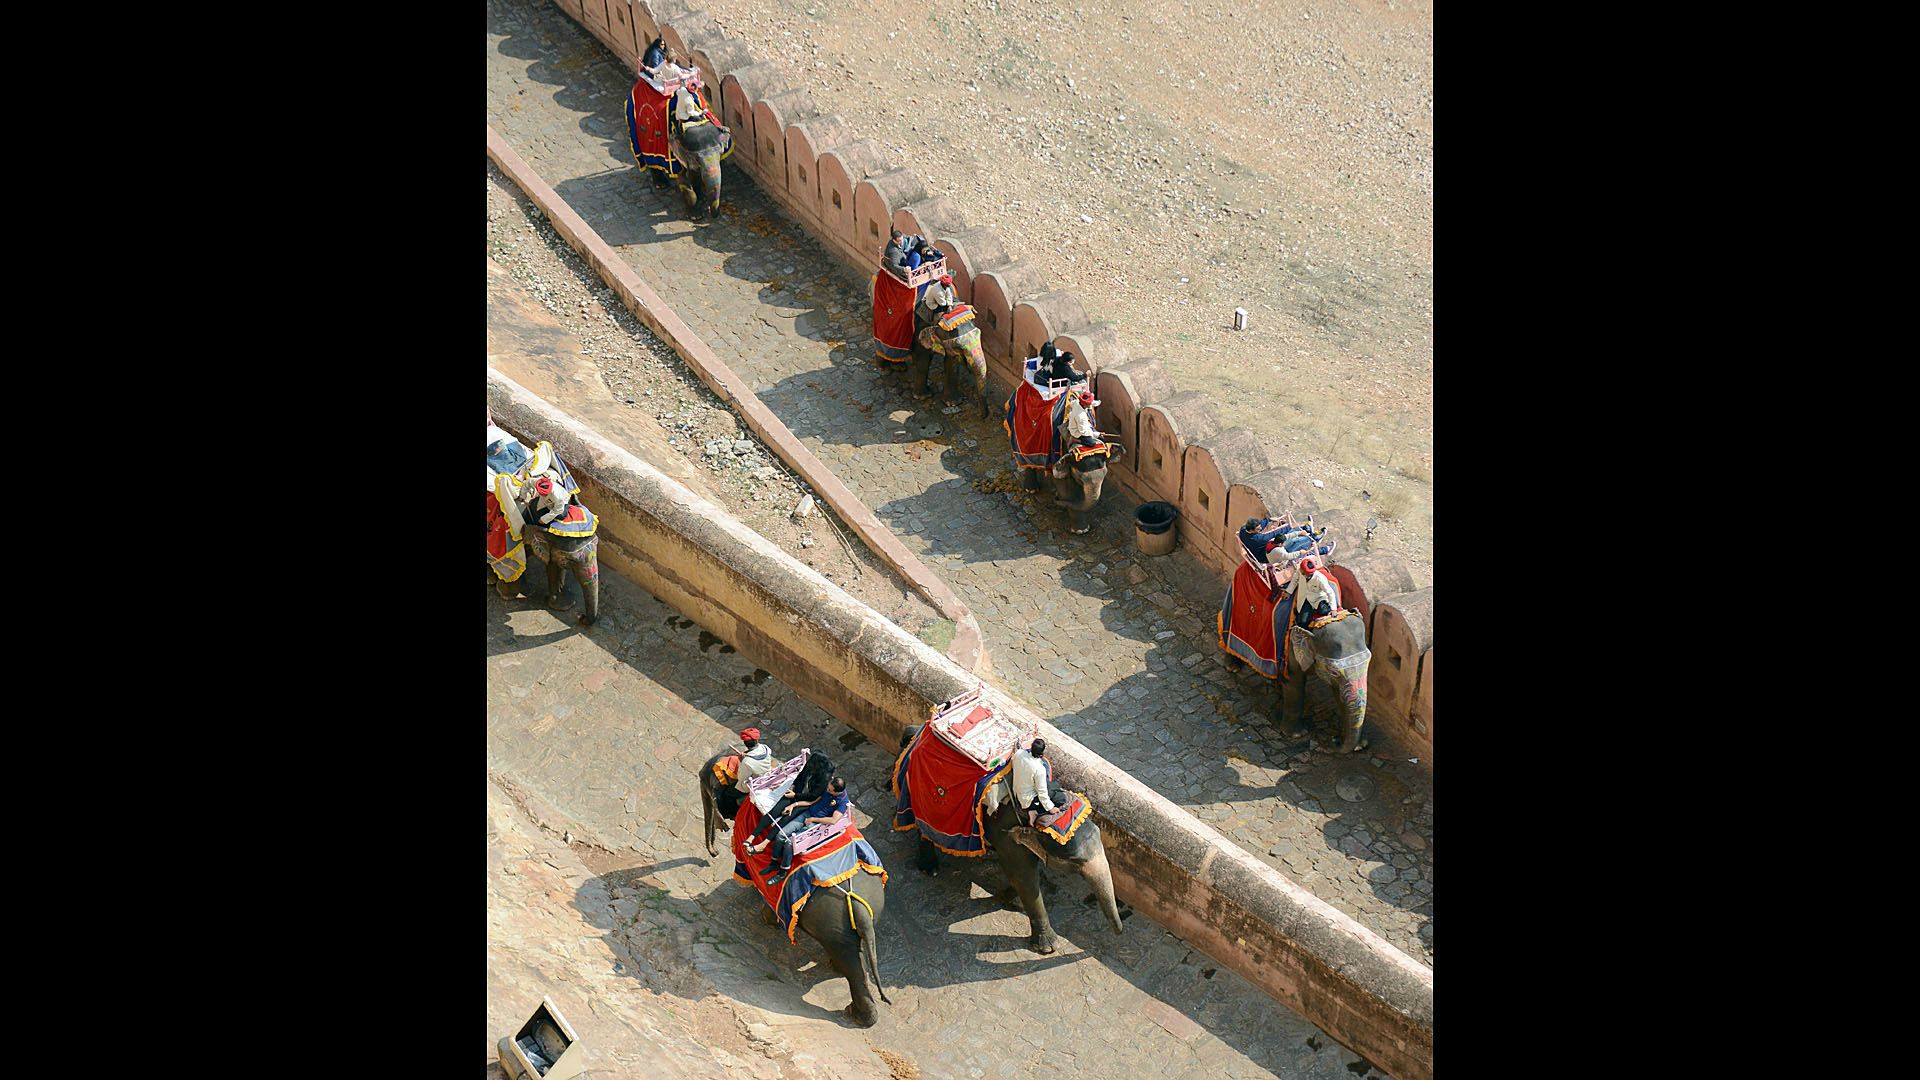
<box><xmin>1079</xmin><ymin>214</ymin><xmax>1093</xmax><ymax>224</ymax></box>
<box><xmin>751</xmin><ymin>466</ymin><xmax>778</xmax><ymax>480</ymax></box>
<box><xmin>792</xmin><ymin>495</ymin><xmax>816</xmax><ymax>518</ymax></box>
<box><xmin>732</xmin><ymin>439</ymin><xmax>755</xmax><ymax>454</ymax></box>
<box><xmin>1154</xmin><ymin>630</ymin><xmax>1176</xmax><ymax>640</ymax></box>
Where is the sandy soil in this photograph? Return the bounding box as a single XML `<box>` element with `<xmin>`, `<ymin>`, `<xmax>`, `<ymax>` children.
<box><xmin>689</xmin><ymin>0</ymin><xmax>1433</xmax><ymax>584</ymax></box>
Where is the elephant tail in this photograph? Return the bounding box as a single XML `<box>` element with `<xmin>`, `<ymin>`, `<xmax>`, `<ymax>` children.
<box><xmin>848</xmin><ymin>884</ymin><xmax>891</xmax><ymax>1005</ymax></box>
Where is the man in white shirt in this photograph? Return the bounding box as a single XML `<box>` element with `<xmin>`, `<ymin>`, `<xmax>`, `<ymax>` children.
<box><xmin>734</xmin><ymin>728</ymin><xmax>774</xmax><ymax>795</ymax></box>
<box><xmin>918</xmin><ymin>272</ymin><xmax>959</xmax><ymax>333</ymax></box>
<box><xmin>1010</xmin><ymin>738</ymin><xmax>1058</xmax><ymax>827</ymax></box>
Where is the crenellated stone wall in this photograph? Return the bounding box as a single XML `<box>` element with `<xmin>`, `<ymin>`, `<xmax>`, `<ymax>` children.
<box><xmin>551</xmin><ymin>0</ymin><xmax>1432</xmax><ymax>767</ymax></box>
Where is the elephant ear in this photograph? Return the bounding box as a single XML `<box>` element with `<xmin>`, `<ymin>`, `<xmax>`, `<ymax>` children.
<box><xmin>1288</xmin><ymin>625</ymin><xmax>1316</xmax><ymax>672</ymax></box>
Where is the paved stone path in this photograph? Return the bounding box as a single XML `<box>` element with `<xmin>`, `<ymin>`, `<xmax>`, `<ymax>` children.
<box><xmin>488</xmin><ymin>567</ymin><xmax>1381</xmax><ymax>1078</ymax></box>
<box><xmin>487</xmin><ymin>0</ymin><xmax>1430</xmax><ymax>965</ymax></box>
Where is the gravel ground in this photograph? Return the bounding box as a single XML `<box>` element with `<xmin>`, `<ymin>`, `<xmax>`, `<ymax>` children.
<box><xmin>691</xmin><ymin>0</ymin><xmax>1434</xmax><ymax>585</ymax></box>
<box><xmin>488</xmin><ymin>162</ymin><xmax>946</xmax><ymax>641</ymax></box>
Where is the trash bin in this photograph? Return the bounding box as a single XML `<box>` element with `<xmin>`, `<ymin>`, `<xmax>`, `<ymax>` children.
<box><xmin>499</xmin><ymin>996</ymin><xmax>585</xmax><ymax>1080</ymax></box>
<box><xmin>1135</xmin><ymin>501</ymin><xmax>1179</xmax><ymax>556</ymax></box>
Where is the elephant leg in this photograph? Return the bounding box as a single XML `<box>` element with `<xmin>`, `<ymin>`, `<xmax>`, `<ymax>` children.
<box><xmin>545</xmin><ymin>554</ymin><xmax>574</xmax><ymax>611</ymax></box>
<box><xmin>493</xmin><ymin>575</ymin><xmax>517</xmax><ymax>600</ymax></box>
<box><xmin>1018</xmin><ymin>468</ymin><xmax>1042</xmax><ymax>491</ymax></box>
<box><xmin>572</xmin><ymin>541</ymin><xmax>600</xmax><ymax>626</ymax></box>
<box><xmin>822</xmin><ymin>932</ymin><xmax>879</xmax><ymax>1028</ymax></box>
<box><xmin>912</xmin><ymin>347</ymin><xmax>934</xmax><ymax>397</ymax></box>
<box><xmin>989</xmin><ymin>830</ymin><xmax>1056</xmax><ymax>954</ymax></box>
<box><xmin>915</xmin><ymin>836</ymin><xmax>940</xmax><ymax>877</ymax></box>
<box><xmin>1278</xmin><ymin>670</ymin><xmax>1309</xmax><ymax>739</ymax></box>
<box><xmin>940</xmin><ymin>353</ymin><xmax>959</xmax><ymax>405</ymax></box>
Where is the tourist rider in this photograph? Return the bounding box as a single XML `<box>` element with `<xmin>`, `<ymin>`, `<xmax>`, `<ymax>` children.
<box><xmin>744</xmin><ymin>748</ymin><xmax>835</xmax><ymax>853</ymax></box>
<box><xmin>1010</xmin><ymin>738</ymin><xmax>1058</xmax><ymax>828</ymax></box>
<box><xmin>639</xmin><ymin>35</ymin><xmax>666</xmax><ymax>81</ymax></box>
<box><xmin>760</xmin><ymin>776</ymin><xmax>850</xmax><ymax>885</ymax></box>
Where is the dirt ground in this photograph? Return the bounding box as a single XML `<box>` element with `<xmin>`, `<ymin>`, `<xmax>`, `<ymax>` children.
<box><xmin>488</xmin><ymin>163</ymin><xmax>946</xmax><ymax>641</ymax></box>
<box><xmin>690</xmin><ymin>0</ymin><xmax>1434</xmax><ymax>585</ymax></box>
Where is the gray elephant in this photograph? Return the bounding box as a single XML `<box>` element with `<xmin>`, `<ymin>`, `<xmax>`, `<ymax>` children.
<box><xmin>1279</xmin><ymin>609</ymin><xmax>1372</xmax><ymax>753</ymax></box>
<box><xmin>488</xmin><ymin>434</ymin><xmax>599</xmax><ymax>626</ymax></box>
<box><xmin>670</xmin><ymin>109</ymin><xmax>728</xmax><ymax>220</ymax></box>
<box><xmin>912</xmin><ymin>307</ymin><xmax>993</xmax><ymax>419</ymax></box>
<box><xmin>896</xmin><ymin>725</ymin><xmax>1125</xmax><ymax>955</ymax></box>
<box><xmin>698</xmin><ymin>753</ymin><xmax>893</xmax><ymax>1027</ymax></box>
<box><xmin>515</xmin><ymin>493</ymin><xmax>600</xmax><ymax>626</ymax></box>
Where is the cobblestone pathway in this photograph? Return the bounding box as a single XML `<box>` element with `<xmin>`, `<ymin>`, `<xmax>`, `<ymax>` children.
<box><xmin>488</xmin><ymin>568</ymin><xmax>1378</xmax><ymax>1078</ymax></box>
<box><xmin>488</xmin><ymin>0</ymin><xmax>1431</xmax><ymax>965</ymax></box>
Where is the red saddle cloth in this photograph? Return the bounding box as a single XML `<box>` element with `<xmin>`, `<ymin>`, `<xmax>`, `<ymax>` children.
<box><xmin>1219</xmin><ymin>561</ymin><xmax>1291</xmax><ymax>680</ymax></box>
<box><xmin>1033</xmin><ymin>792</ymin><xmax>1092</xmax><ymax>845</ymax></box>
<box><xmin>872</xmin><ymin>269</ymin><xmax>917</xmax><ymax>362</ymax></box>
<box><xmin>1005</xmin><ymin>379</ymin><xmax>1067</xmax><ymax>469</ymax></box>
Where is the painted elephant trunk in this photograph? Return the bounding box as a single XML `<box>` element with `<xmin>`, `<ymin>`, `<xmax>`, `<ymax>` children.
<box><xmin>699</xmin><ymin>770</ymin><xmax>718</xmax><ymax>858</ymax></box>
<box><xmin>1080</xmin><ymin>845</ymin><xmax>1124</xmax><ymax>934</ymax></box>
<box><xmin>701</xmin><ymin>159</ymin><xmax>722</xmax><ymax>215</ymax></box>
<box><xmin>1319</xmin><ymin>649</ymin><xmax>1371</xmax><ymax>752</ymax></box>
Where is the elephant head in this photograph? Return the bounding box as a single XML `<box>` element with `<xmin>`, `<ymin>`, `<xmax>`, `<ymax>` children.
<box><xmin>672</xmin><ymin>117</ymin><xmax>728</xmax><ymax>219</ymax></box>
<box><xmin>1283</xmin><ymin>607</ymin><xmax>1372</xmax><ymax>752</ymax></box>
<box><xmin>697</xmin><ymin>752</ymin><xmax>748</xmax><ymax>858</ymax></box>
<box><xmin>1047</xmin><ymin>392</ymin><xmax>1126</xmax><ymax>534</ymax></box>
<box><xmin>1002</xmin><ymin>804</ymin><xmax>1124</xmax><ymax>940</ymax></box>
<box><xmin>913</xmin><ymin>311</ymin><xmax>992</xmax><ymax>419</ymax></box>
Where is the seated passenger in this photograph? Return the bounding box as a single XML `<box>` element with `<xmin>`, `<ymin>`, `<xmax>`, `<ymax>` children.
<box><xmin>883</xmin><ymin>228</ymin><xmax>911</xmax><ymax>274</ymax></box>
<box><xmin>745</xmin><ymin>748</ymin><xmax>835</xmax><ymax>850</ymax></box>
<box><xmin>1026</xmin><ymin>342</ymin><xmax>1060</xmax><ymax>385</ymax></box>
<box><xmin>760</xmin><ymin>776</ymin><xmax>851</xmax><ymax>885</ymax></box>
<box><xmin>639</xmin><ymin>35</ymin><xmax>666</xmax><ymax>80</ymax></box>
<box><xmin>1047</xmin><ymin>348</ymin><xmax>1085</xmax><ymax>387</ymax></box>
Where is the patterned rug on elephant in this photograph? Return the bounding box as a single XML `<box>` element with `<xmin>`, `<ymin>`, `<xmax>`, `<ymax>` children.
<box><xmin>1033</xmin><ymin>792</ymin><xmax>1092</xmax><ymax>845</ymax></box>
<box><xmin>872</xmin><ymin>269</ymin><xmax>917</xmax><ymax>363</ymax></box>
<box><xmin>891</xmin><ymin>724</ymin><xmax>1011</xmax><ymax>857</ymax></box>
<box><xmin>1218</xmin><ymin>560</ymin><xmax>1295</xmax><ymax>680</ymax></box>
<box><xmin>625</xmin><ymin>78</ymin><xmax>730</xmax><ymax>179</ymax></box>
<box><xmin>731</xmin><ymin>801</ymin><xmax>887</xmax><ymax>944</ymax></box>
<box><xmin>1004</xmin><ymin>379</ymin><xmax>1068</xmax><ymax>470</ymax></box>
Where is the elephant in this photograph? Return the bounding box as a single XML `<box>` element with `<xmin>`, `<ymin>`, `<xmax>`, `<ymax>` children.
<box><xmin>911</xmin><ymin>307</ymin><xmax>993</xmax><ymax>419</ymax></box>
<box><xmin>896</xmin><ymin>725</ymin><xmax>1124</xmax><ymax>955</ymax></box>
<box><xmin>489</xmin><ymin>434</ymin><xmax>599</xmax><ymax>626</ymax></box>
<box><xmin>696</xmin><ymin>750</ymin><xmax>893</xmax><ymax>1027</ymax></box>
<box><xmin>670</xmin><ymin>115</ymin><xmax>728</xmax><ymax>220</ymax></box>
<box><xmin>1278</xmin><ymin>607</ymin><xmax>1372</xmax><ymax>753</ymax></box>
<box><xmin>1016</xmin><ymin>390</ymin><xmax>1126</xmax><ymax>534</ymax></box>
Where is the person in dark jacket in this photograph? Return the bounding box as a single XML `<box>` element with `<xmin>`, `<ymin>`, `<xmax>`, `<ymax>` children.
<box><xmin>760</xmin><ymin>776</ymin><xmax>851</xmax><ymax>884</ymax></box>
<box><xmin>745</xmin><ymin>748</ymin><xmax>836</xmax><ymax>851</ymax></box>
